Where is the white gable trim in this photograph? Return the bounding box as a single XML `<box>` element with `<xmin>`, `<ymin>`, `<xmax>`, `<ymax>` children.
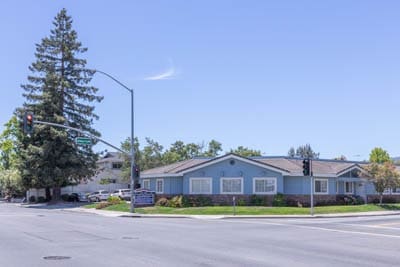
<box><xmin>179</xmin><ymin>154</ymin><xmax>290</xmax><ymax>175</ymax></box>
<box><xmin>336</xmin><ymin>165</ymin><xmax>369</xmax><ymax>177</ymax></box>
<box><xmin>140</xmin><ymin>173</ymin><xmax>183</xmax><ymax>178</ymax></box>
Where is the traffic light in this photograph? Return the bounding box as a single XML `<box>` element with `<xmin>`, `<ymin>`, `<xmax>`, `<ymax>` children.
<box><xmin>23</xmin><ymin>112</ymin><xmax>34</xmax><ymax>134</ymax></box>
<box><xmin>133</xmin><ymin>165</ymin><xmax>140</xmax><ymax>178</ymax></box>
<box><xmin>302</xmin><ymin>159</ymin><xmax>310</xmax><ymax>176</ymax></box>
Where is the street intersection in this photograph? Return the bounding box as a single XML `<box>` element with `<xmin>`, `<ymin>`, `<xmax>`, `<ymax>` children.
<box><xmin>1</xmin><ymin>203</ymin><xmax>400</xmax><ymax>267</ymax></box>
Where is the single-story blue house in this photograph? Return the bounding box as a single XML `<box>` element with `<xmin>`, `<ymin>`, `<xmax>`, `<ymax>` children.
<box><xmin>140</xmin><ymin>153</ymin><xmax>399</xmax><ymax>205</ymax></box>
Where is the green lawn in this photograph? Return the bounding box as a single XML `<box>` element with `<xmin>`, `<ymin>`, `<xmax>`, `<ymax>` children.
<box><xmin>83</xmin><ymin>202</ymin><xmax>400</xmax><ymax>215</ymax></box>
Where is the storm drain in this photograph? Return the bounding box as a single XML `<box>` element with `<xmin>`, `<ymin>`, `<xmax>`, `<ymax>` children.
<box><xmin>43</xmin><ymin>256</ymin><xmax>71</xmax><ymax>260</ymax></box>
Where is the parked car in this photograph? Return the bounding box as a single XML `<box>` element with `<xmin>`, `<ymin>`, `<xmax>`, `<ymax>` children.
<box><xmin>87</xmin><ymin>190</ymin><xmax>110</xmax><ymax>202</ymax></box>
<box><xmin>69</xmin><ymin>192</ymin><xmax>89</xmax><ymax>202</ymax></box>
<box><xmin>111</xmin><ymin>189</ymin><xmax>131</xmax><ymax>200</ymax></box>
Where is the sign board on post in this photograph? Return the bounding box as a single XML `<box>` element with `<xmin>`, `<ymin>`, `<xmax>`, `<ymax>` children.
<box><xmin>134</xmin><ymin>189</ymin><xmax>155</xmax><ymax>205</ymax></box>
<box><xmin>76</xmin><ymin>137</ymin><xmax>91</xmax><ymax>145</ymax></box>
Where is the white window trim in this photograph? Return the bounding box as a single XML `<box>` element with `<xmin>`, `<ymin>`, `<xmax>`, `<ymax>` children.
<box><xmin>156</xmin><ymin>179</ymin><xmax>164</xmax><ymax>194</ymax></box>
<box><xmin>252</xmin><ymin>177</ymin><xmax>277</xmax><ymax>195</ymax></box>
<box><xmin>344</xmin><ymin>182</ymin><xmax>353</xmax><ymax>194</ymax></box>
<box><xmin>391</xmin><ymin>188</ymin><xmax>400</xmax><ymax>195</ymax></box>
<box><xmin>142</xmin><ymin>179</ymin><xmax>150</xmax><ymax>190</ymax></box>
<box><xmin>189</xmin><ymin>177</ymin><xmax>212</xmax><ymax>194</ymax></box>
<box><xmin>220</xmin><ymin>177</ymin><xmax>243</xmax><ymax>194</ymax></box>
<box><xmin>314</xmin><ymin>178</ymin><xmax>329</xmax><ymax>195</ymax></box>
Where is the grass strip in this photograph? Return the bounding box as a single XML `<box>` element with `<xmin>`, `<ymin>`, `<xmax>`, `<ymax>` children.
<box><xmin>83</xmin><ymin>203</ymin><xmax>400</xmax><ymax>215</ymax></box>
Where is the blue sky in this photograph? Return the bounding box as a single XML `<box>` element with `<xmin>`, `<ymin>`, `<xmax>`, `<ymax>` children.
<box><xmin>1</xmin><ymin>0</ymin><xmax>399</xmax><ymax>160</ymax></box>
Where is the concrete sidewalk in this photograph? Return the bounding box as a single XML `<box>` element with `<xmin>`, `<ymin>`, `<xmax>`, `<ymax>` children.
<box><xmin>64</xmin><ymin>206</ymin><xmax>400</xmax><ymax>220</ymax></box>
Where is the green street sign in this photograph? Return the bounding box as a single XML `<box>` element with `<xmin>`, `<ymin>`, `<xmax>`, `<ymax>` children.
<box><xmin>76</xmin><ymin>137</ymin><xmax>91</xmax><ymax>145</ymax></box>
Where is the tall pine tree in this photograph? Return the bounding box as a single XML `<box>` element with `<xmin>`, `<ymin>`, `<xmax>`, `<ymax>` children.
<box><xmin>18</xmin><ymin>9</ymin><xmax>103</xmax><ymax>200</ymax></box>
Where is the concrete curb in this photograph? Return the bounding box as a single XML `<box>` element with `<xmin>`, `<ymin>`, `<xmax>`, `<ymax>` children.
<box><xmin>65</xmin><ymin>207</ymin><xmax>400</xmax><ymax>220</ymax></box>
<box><xmin>19</xmin><ymin>204</ymin><xmax>400</xmax><ymax>220</ymax></box>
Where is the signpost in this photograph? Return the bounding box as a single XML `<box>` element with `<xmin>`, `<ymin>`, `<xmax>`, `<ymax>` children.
<box><xmin>76</xmin><ymin>137</ymin><xmax>91</xmax><ymax>146</ymax></box>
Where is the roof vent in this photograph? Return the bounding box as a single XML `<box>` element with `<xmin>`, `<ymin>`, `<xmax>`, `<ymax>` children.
<box><xmin>230</xmin><ymin>160</ymin><xmax>235</xmax><ymax>165</ymax></box>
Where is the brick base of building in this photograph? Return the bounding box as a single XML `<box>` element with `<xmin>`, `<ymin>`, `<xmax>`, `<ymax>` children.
<box><xmin>367</xmin><ymin>194</ymin><xmax>400</xmax><ymax>203</ymax></box>
<box><xmin>155</xmin><ymin>194</ymin><xmax>341</xmax><ymax>207</ymax></box>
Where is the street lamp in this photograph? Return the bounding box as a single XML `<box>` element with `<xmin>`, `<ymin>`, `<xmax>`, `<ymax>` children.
<box><xmin>94</xmin><ymin>69</ymin><xmax>136</xmax><ymax>213</ymax></box>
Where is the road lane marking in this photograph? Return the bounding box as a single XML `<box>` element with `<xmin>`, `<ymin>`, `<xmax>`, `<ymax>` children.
<box><xmin>337</xmin><ymin>223</ymin><xmax>400</xmax><ymax>231</ymax></box>
<box><xmin>221</xmin><ymin>219</ymin><xmax>400</xmax><ymax>239</ymax></box>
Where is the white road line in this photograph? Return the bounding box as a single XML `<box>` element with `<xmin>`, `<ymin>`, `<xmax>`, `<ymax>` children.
<box><xmin>221</xmin><ymin>219</ymin><xmax>400</xmax><ymax>239</ymax></box>
<box><xmin>338</xmin><ymin>223</ymin><xmax>400</xmax><ymax>231</ymax></box>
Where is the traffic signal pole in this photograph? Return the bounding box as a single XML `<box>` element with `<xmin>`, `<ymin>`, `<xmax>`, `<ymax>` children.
<box><xmin>33</xmin><ymin>120</ymin><xmax>129</xmax><ymax>155</ymax></box>
<box><xmin>310</xmin><ymin>159</ymin><xmax>314</xmax><ymax>216</ymax></box>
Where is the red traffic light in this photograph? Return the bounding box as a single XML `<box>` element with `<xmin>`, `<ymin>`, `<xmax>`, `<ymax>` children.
<box><xmin>24</xmin><ymin>112</ymin><xmax>34</xmax><ymax>134</ymax></box>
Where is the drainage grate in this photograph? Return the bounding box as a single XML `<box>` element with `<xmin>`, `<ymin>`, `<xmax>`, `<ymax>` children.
<box><xmin>43</xmin><ymin>256</ymin><xmax>71</xmax><ymax>260</ymax></box>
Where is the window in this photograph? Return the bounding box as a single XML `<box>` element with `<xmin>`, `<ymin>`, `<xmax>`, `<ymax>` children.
<box><xmin>383</xmin><ymin>188</ymin><xmax>391</xmax><ymax>195</ymax></box>
<box><xmin>392</xmin><ymin>188</ymin><xmax>400</xmax><ymax>194</ymax></box>
<box><xmin>253</xmin><ymin>178</ymin><xmax>277</xmax><ymax>194</ymax></box>
<box><xmin>156</xmin><ymin>179</ymin><xmax>164</xmax><ymax>194</ymax></box>
<box><xmin>190</xmin><ymin>178</ymin><xmax>212</xmax><ymax>194</ymax></box>
<box><xmin>221</xmin><ymin>177</ymin><xmax>243</xmax><ymax>194</ymax></box>
<box><xmin>142</xmin><ymin>179</ymin><xmax>150</xmax><ymax>190</ymax></box>
<box><xmin>112</xmin><ymin>162</ymin><xmax>122</xmax><ymax>169</ymax></box>
<box><xmin>314</xmin><ymin>179</ymin><xmax>328</xmax><ymax>194</ymax></box>
<box><xmin>345</xmin><ymin>182</ymin><xmax>353</xmax><ymax>194</ymax></box>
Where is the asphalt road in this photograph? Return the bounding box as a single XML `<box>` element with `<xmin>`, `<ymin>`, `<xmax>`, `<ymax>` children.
<box><xmin>1</xmin><ymin>203</ymin><xmax>400</xmax><ymax>267</ymax></box>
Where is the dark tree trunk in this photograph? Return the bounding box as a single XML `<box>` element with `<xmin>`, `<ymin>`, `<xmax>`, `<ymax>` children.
<box><xmin>52</xmin><ymin>187</ymin><xmax>61</xmax><ymax>202</ymax></box>
<box><xmin>45</xmin><ymin>187</ymin><xmax>51</xmax><ymax>201</ymax></box>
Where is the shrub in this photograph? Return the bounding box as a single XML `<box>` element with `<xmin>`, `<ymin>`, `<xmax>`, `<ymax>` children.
<box><xmin>61</xmin><ymin>194</ymin><xmax>70</xmax><ymax>202</ymax></box>
<box><xmin>29</xmin><ymin>196</ymin><xmax>36</xmax><ymax>203</ymax></box>
<box><xmin>336</xmin><ymin>195</ymin><xmax>365</xmax><ymax>205</ymax></box>
<box><xmin>181</xmin><ymin>196</ymin><xmax>191</xmax><ymax>207</ymax></box>
<box><xmin>236</xmin><ymin>199</ymin><xmax>246</xmax><ymax>206</ymax></box>
<box><xmin>197</xmin><ymin>195</ymin><xmax>213</xmax><ymax>207</ymax></box>
<box><xmin>272</xmin><ymin>193</ymin><xmax>286</xmax><ymax>207</ymax></box>
<box><xmin>95</xmin><ymin>202</ymin><xmax>112</xmax><ymax>209</ymax></box>
<box><xmin>372</xmin><ymin>196</ymin><xmax>397</xmax><ymax>204</ymax></box>
<box><xmin>107</xmin><ymin>196</ymin><xmax>122</xmax><ymax>205</ymax></box>
<box><xmin>169</xmin><ymin>195</ymin><xmax>184</xmax><ymax>208</ymax></box>
<box><xmin>37</xmin><ymin>196</ymin><xmax>46</xmax><ymax>203</ymax></box>
<box><xmin>155</xmin><ymin>197</ymin><xmax>170</xmax><ymax>207</ymax></box>
<box><xmin>250</xmin><ymin>195</ymin><xmax>265</xmax><ymax>206</ymax></box>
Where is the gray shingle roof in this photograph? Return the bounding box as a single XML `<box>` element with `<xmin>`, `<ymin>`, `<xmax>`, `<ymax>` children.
<box><xmin>141</xmin><ymin>154</ymin><xmax>368</xmax><ymax>177</ymax></box>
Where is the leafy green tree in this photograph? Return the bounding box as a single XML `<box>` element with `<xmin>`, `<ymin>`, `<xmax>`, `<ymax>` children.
<box><xmin>0</xmin><ymin>116</ymin><xmax>22</xmax><ymax>170</ymax></box>
<box><xmin>293</xmin><ymin>144</ymin><xmax>319</xmax><ymax>159</ymax></box>
<box><xmin>287</xmin><ymin>147</ymin><xmax>295</xmax><ymax>157</ymax></box>
<box><xmin>141</xmin><ymin>138</ymin><xmax>164</xmax><ymax>170</ymax></box>
<box><xmin>369</xmin><ymin>147</ymin><xmax>391</xmax><ymax>163</ymax></box>
<box><xmin>0</xmin><ymin>169</ymin><xmax>23</xmax><ymax>197</ymax></box>
<box><xmin>164</xmin><ymin>140</ymin><xmax>203</xmax><ymax>162</ymax></box>
<box><xmin>203</xmin><ymin>140</ymin><xmax>222</xmax><ymax>157</ymax></box>
<box><xmin>365</xmin><ymin>162</ymin><xmax>400</xmax><ymax>204</ymax></box>
<box><xmin>18</xmin><ymin>9</ymin><xmax>102</xmax><ymax>201</ymax></box>
<box><xmin>333</xmin><ymin>155</ymin><xmax>347</xmax><ymax>161</ymax></box>
<box><xmin>230</xmin><ymin>146</ymin><xmax>261</xmax><ymax>157</ymax></box>
<box><xmin>120</xmin><ymin>137</ymin><xmax>140</xmax><ymax>183</ymax></box>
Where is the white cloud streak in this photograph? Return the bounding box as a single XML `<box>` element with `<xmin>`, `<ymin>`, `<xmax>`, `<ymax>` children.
<box><xmin>144</xmin><ymin>59</ymin><xmax>179</xmax><ymax>80</ymax></box>
<box><xmin>145</xmin><ymin>67</ymin><xmax>176</xmax><ymax>80</ymax></box>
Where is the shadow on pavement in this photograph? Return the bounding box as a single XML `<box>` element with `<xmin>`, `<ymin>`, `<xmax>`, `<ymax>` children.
<box><xmin>22</xmin><ymin>202</ymin><xmax>89</xmax><ymax>210</ymax></box>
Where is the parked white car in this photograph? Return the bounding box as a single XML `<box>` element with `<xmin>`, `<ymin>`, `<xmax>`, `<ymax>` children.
<box><xmin>111</xmin><ymin>189</ymin><xmax>131</xmax><ymax>200</ymax></box>
<box><xmin>87</xmin><ymin>190</ymin><xmax>110</xmax><ymax>202</ymax></box>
